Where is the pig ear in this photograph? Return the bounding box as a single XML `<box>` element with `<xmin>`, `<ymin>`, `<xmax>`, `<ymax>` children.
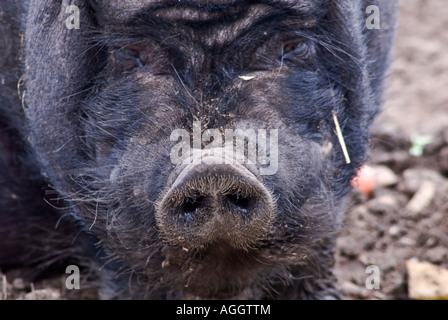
<box><xmin>317</xmin><ymin>1</ymin><xmax>398</xmax><ymax>172</ymax></box>
<box><xmin>24</xmin><ymin>2</ymin><xmax>100</xmax><ymax>188</ymax></box>
<box><xmin>362</xmin><ymin>0</ymin><xmax>399</xmax><ymax>108</ymax></box>
<box><xmin>325</xmin><ymin>0</ymin><xmax>398</xmax><ymax>121</ymax></box>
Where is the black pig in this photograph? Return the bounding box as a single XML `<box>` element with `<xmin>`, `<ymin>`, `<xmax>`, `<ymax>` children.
<box><xmin>0</xmin><ymin>0</ymin><xmax>398</xmax><ymax>299</ymax></box>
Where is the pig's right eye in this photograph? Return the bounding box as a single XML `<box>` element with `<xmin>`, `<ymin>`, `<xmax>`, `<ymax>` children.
<box><xmin>108</xmin><ymin>41</ymin><xmax>172</xmax><ymax>75</ymax></box>
<box><xmin>110</xmin><ymin>47</ymin><xmax>144</xmax><ymax>72</ymax></box>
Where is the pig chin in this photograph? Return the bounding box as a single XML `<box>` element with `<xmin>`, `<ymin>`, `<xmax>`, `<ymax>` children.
<box><xmin>160</xmin><ymin>241</ymin><xmax>270</xmax><ymax>299</ymax></box>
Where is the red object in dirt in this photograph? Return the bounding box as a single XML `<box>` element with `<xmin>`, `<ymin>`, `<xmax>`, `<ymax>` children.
<box><xmin>352</xmin><ymin>165</ymin><xmax>375</xmax><ymax>196</ymax></box>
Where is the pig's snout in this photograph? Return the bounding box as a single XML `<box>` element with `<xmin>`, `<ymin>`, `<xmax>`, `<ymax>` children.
<box><xmin>156</xmin><ymin>157</ymin><xmax>275</xmax><ymax>249</ymax></box>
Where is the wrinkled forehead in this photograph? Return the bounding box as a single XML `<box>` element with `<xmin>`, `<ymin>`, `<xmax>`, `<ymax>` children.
<box><xmin>94</xmin><ymin>0</ymin><xmax>326</xmax><ymax>22</ymax></box>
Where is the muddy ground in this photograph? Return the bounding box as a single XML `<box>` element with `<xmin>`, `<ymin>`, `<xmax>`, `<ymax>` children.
<box><xmin>335</xmin><ymin>0</ymin><xmax>448</xmax><ymax>299</ymax></box>
<box><xmin>1</xmin><ymin>0</ymin><xmax>447</xmax><ymax>300</ymax></box>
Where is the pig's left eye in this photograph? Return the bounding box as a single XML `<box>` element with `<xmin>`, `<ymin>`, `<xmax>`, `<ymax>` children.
<box><xmin>280</xmin><ymin>39</ymin><xmax>315</xmax><ymax>63</ymax></box>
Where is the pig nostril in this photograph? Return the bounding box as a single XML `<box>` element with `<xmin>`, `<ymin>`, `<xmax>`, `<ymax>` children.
<box><xmin>179</xmin><ymin>196</ymin><xmax>204</xmax><ymax>222</ymax></box>
<box><xmin>223</xmin><ymin>194</ymin><xmax>252</xmax><ymax>214</ymax></box>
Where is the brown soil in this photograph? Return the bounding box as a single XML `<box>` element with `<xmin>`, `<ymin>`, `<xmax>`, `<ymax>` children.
<box><xmin>335</xmin><ymin>0</ymin><xmax>448</xmax><ymax>299</ymax></box>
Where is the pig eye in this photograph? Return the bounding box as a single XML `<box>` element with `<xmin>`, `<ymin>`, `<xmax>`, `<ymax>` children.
<box><xmin>280</xmin><ymin>39</ymin><xmax>315</xmax><ymax>63</ymax></box>
<box><xmin>108</xmin><ymin>41</ymin><xmax>172</xmax><ymax>75</ymax></box>
<box><xmin>249</xmin><ymin>38</ymin><xmax>315</xmax><ymax>71</ymax></box>
<box><xmin>283</xmin><ymin>41</ymin><xmax>301</xmax><ymax>54</ymax></box>
<box><xmin>110</xmin><ymin>47</ymin><xmax>144</xmax><ymax>72</ymax></box>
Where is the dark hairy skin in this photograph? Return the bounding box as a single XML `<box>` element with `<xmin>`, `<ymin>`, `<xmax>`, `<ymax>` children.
<box><xmin>0</xmin><ymin>0</ymin><xmax>398</xmax><ymax>299</ymax></box>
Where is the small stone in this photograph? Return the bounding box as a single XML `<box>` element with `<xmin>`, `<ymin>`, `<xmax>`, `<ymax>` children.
<box><xmin>24</xmin><ymin>288</ymin><xmax>61</xmax><ymax>300</ymax></box>
<box><xmin>367</xmin><ymin>195</ymin><xmax>398</xmax><ymax>215</ymax></box>
<box><xmin>341</xmin><ymin>281</ymin><xmax>370</xmax><ymax>299</ymax></box>
<box><xmin>399</xmin><ymin>169</ymin><xmax>444</xmax><ymax>195</ymax></box>
<box><xmin>424</xmin><ymin>247</ymin><xmax>448</xmax><ymax>264</ymax></box>
<box><xmin>377</xmin><ymin>194</ymin><xmax>399</xmax><ymax>207</ymax></box>
<box><xmin>399</xmin><ymin>237</ymin><xmax>416</xmax><ymax>246</ymax></box>
<box><xmin>388</xmin><ymin>225</ymin><xmax>401</xmax><ymax>237</ymax></box>
<box><xmin>372</xmin><ymin>165</ymin><xmax>399</xmax><ymax>188</ymax></box>
<box><xmin>405</xmin><ymin>180</ymin><xmax>436</xmax><ymax>216</ymax></box>
<box><xmin>12</xmin><ymin>278</ymin><xmax>26</xmax><ymax>290</ymax></box>
<box><xmin>407</xmin><ymin>260</ymin><xmax>448</xmax><ymax>299</ymax></box>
